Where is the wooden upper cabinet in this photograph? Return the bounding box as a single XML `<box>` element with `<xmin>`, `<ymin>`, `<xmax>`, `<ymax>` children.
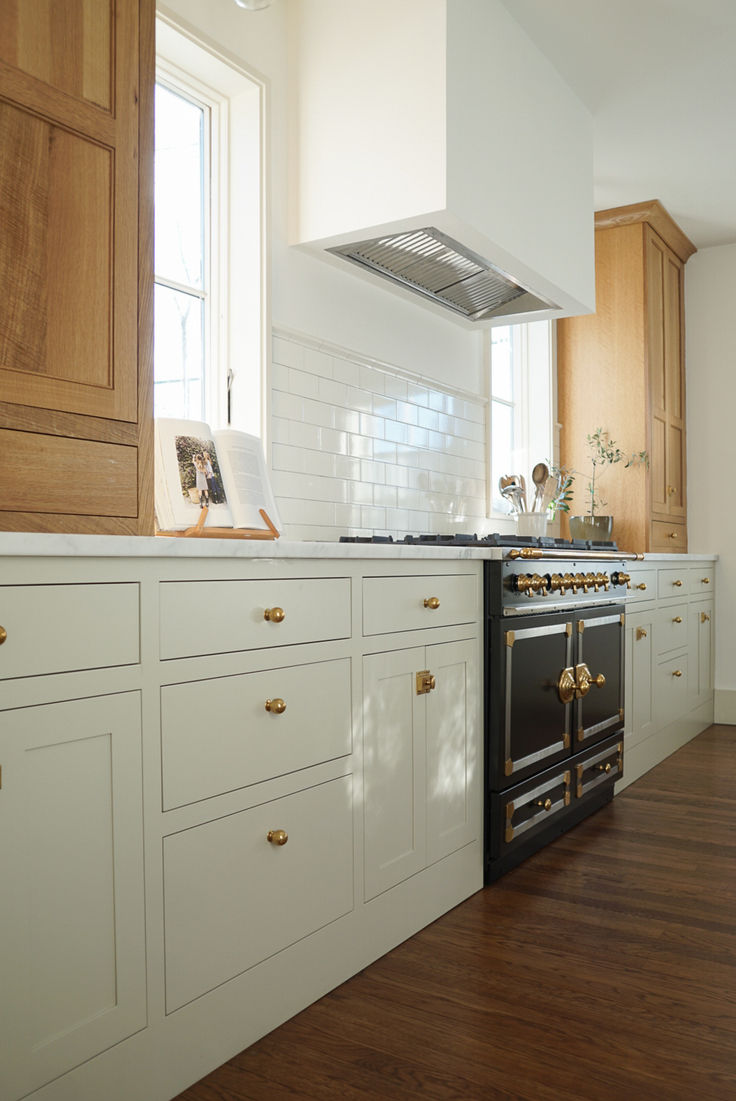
<box><xmin>0</xmin><ymin>0</ymin><xmax>137</xmax><ymax>423</ymax></box>
<box><xmin>0</xmin><ymin>0</ymin><xmax>153</xmax><ymax>534</ymax></box>
<box><xmin>558</xmin><ymin>200</ymin><xmax>695</xmax><ymax>554</ymax></box>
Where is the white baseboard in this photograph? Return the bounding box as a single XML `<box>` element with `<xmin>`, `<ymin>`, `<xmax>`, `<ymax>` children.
<box><xmin>715</xmin><ymin>689</ymin><xmax>736</xmax><ymax>724</ymax></box>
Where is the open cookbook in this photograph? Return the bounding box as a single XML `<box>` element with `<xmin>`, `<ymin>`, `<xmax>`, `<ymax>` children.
<box><xmin>154</xmin><ymin>418</ymin><xmax>281</xmax><ymax>535</ymax></box>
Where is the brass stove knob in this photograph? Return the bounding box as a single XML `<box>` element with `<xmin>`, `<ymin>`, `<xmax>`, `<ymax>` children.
<box><xmin>615</xmin><ymin>572</ymin><xmax>631</xmax><ymax>588</ymax></box>
<box><xmin>549</xmin><ymin>573</ymin><xmax>565</xmax><ymax>594</ymax></box>
<box><xmin>584</xmin><ymin>572</ymin><xmax>596</xmax><ymax>592</ymax></box>
<box><xmin>563</xmin><ymin>573</ymin><xmax>576</xmax><ymax>595</ymax></box>
<box><xmin>595</xmin><ymin>572</ymin><xmax>610</xmax><ymax>592</ymax></box>
<box><xmin>573</xmin><ymin>573</ymin><xmax>586</xmax><ymax>594</ymax></box>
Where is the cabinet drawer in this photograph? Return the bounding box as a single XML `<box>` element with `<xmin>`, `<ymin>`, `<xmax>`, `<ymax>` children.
<box><xmin>489</xmin><ymin>763</ymin><xmax>572</xmax><ymax>860</ymax></box>
<box><xmin>657</xmin><ymin>567</ymin><xmax>689</xmax><ymax>599</ymax></box>
<box><xmin>655</xmin><ymin>653</ymin><xmax>689</xmax><ymax>728</ymax></box>
<box><xmin>625</xmin><ymin>568</ymin><xmax>657</xmax><ymax>602</ymax></box>
<box><xmin>689</xmin><ymin>568</ymin><xmax>714</xmax><ymax>596</ymax></box>
<box><xmin>654</xmin><ymin>602</ymin><xmax>688</xmax><ymax>655</ymax></box>
<box><xmin>650</xmin><ymin>520</ymin><xmax>687</xmax><ymax>553</ymax></box>
<box><xmin>163</xmin><ymin>775</ymin><xmax>354</xmax><ymax>1012</ymax></box>
<box><xmin>362</xmin><ymin>573</ymin><xmax>477</xmax><ymax>636</ymax></box>
<box><xmin>159</xmin><ymin>577</ymin><xmax>351</xmax><ymax>659</ymax></box>
<box><xmin>0</xmin><ymin>584</ymin><xmax>139</xmax><ymax>679</ymax></box>
<box><xmin>161</xmin><ymin>658</ymin><xmax>352</xmax><ymax>809</ymax></box>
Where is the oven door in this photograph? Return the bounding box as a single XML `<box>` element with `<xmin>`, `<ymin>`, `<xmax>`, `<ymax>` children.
<box><xmin>488</xmin><ymin>612</ymin><xmax>574</xmax><ymax>790</ymax></box>
<box><xmin>574</xmin><ymin>608</ymin><xmax>625</xmax><ymax>750</ymax></box>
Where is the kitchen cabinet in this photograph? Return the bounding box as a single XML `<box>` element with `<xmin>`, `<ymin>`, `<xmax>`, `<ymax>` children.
<box><xmin>363</xmin><ymin>637</ymin><xmax>477</xmax><ymax>900</ymax></box>
<box><xmin>0</xmin><ymin>0</ymin><xmax>154</xmax><ymax>534</ymax></box>
<box><xmin>0</xmin><ymin>547</ymin><xmax>482</xmax><ymax>1101</ymax></box>
<box><xmin>557</xmin><ymin>200</ymin><xmax>696</xmax><ymax>554</ymax></box>
<box><xmin>0</xmin><ymin>693</ymin><xmax>146</xmax><ymax>1100</ymax></box>
<box><xmin>620</xmin><ymin>558</ymin><xmax>715</xmax><ymax>789</ymax></box>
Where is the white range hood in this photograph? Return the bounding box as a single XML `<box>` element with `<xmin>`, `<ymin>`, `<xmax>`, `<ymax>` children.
<box><xmin>289</xmin><ymin>0</ymin><xmax>595</xmax><ymax>327</ymax></box>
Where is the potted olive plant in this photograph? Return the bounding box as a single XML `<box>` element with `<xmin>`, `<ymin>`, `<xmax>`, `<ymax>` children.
<box><xmin>554</xmin><ymin>428</ymin><xmax>648</xmax><ymax>541</ymax></box>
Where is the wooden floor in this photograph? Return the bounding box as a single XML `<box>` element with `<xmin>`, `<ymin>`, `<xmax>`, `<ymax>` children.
<box><xmin>175</xmin><ymin>725</ymin><xmax>736</xmax><ymax>1101</ymax></box>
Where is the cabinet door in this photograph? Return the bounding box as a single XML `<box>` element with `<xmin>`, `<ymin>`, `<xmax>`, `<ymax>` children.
<box><xmin>688</xmin><ymin>601</ymin><xmax>714</xmax><ymax>707</ymax></box>
<box><xmin>426</xmin><ymin>638</ymin><xmax>477</xmax><ymax>864</ymax></box>
<box><xmin>0</xmin><ymin>693</ymin><xmax>146</xmax><ymax>1100</ymax></box>
<box><xmin>0</xmin><ymin>0</ymin><xmax>138</xmax><ymax>423</ymax></box>
<box><xmin>625</xmin><ymin>611</ymin><xmax>656</xmax><ymax>746</ymax></box>
<box><xmin>363</xmin><ymin>647</ymin><xmax>426</xmax><ymax>900</ymax></box>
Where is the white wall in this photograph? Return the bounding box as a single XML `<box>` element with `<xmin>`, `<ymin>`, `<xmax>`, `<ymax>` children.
<box><xmin>686</xmin><ymin>243</ymin><xmax>736</xmax><ymax>721</ymax></box>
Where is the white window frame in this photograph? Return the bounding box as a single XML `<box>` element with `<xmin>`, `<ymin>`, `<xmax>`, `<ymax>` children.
<box><xmin>155</xmin><ymin>12</ymin><xmax>268</xmax><ymax>435</ymax></box>
<box><xmin>487</xmin><ymin>321</ymin><xmax>555</xmax><ymax>521</ymax></box>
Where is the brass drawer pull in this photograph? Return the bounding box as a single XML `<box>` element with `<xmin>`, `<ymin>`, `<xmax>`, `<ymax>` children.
<box><xmin>424</xmin><ymin>596</ymin><xmax>440</xmax><ymax>609</ymax></box>
<box><xmin>672</xmin><ymin>616</ymin><xmax>682</xmax><ymax>624</ymax></box>
<box><xmin>534</xmin><ymin>798</ymin><xmax>552</xmax><ymax>812</ymax></box>
<box><xmin>668</xmin><ymin>531</ymin><xmax>679</xmax><ymax>539</ymax></box>
<box><xmin>0</xmin><ymin>626</ymin><xmax>6</xmax><ymax>645</ymax></box>
<box><xmin>596</xmin><ymin>762</ymin><xmax>612</xmax><ymax>774</ymax></box>
<box><xmin>636</xmin><ymin>582</ymin><xmax>647</xmax><ymax>591</ymax></box>
<box><xmin>265</xmin><ymin>698</ymin><xmax>286</xmax><ymax>714</ymax></box>
<box><xmin>264</xmin><ymin>606</ymin><xmax>285</xmax><ymax>623</ymax></box>
<box><xmin>672</xmin><ymin>669</ymin><xmax>683</xmax><ymax>678</ymax></box>
<box><xmin>673</xmin><ymin>579</ymin><xmax>683</xmax><ymax>587</ymax></box>
<box><xmin>701</xmin><ymin>577</ymin><xmax>711</xmax><ymax>585</ymax></box>
<box><xmin>266</xmin><ymin>829</ymin><xmax>288</xmax><ymax>846</ymax></box>
<box><xmin>636</xmin><ymin>627</ymin><xmax>648</xmax><ymax>640</ymax></box>
<box><xmin>701</xmin><ymin>612</ymin><xmax>711</xmax><ymax>624</ymax></box>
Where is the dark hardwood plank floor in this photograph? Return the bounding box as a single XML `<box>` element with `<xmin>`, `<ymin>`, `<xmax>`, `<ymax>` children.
<box><xmin>175</xmin><ymin>725</ymin><xmax>736</xmax><ymax>1101</ymax></box>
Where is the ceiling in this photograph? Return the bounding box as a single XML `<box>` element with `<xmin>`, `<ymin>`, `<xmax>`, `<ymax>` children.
<box><xmin>499</xmin><ymin>0</ymin><xmax>736</xmax><ymax>251</ymax></box>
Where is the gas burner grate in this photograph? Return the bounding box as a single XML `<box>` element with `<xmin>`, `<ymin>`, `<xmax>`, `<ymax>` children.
<box><xmin>338</xmin><ymin>532</ymin><xmax>620</xmax><ymax>551</ymax></box>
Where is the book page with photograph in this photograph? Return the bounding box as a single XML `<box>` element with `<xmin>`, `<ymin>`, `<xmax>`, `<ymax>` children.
<box><xmin>213</xmin><ymin>429</ymin><xmax>282</xmax><ymax>532</ymax></box>
<box><xmin>155</xmin><ymin>419</ymin><xmax>234</xmax><ymax>530</ymax></box>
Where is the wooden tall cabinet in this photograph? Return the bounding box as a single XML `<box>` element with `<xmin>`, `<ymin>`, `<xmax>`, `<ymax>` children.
<box><xmin>0</xmin><ymin>0</ymin><xmax>154</xmax><ymax>534</ymax></box>
<box><xmin>557</xmin><ymin>200</ymin><xmax>696</xmax><ymax>554</ymax></box>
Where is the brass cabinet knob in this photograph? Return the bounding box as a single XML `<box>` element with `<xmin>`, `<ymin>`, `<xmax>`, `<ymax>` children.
<box><xmin>265</xmin><ymin>697</ymin><xmax>286</xmax><ymax>714</ymax></box>
<box><xmin>673</xmin><ymin>669</ymin><xmax>683</xmax><ymax>678</ymax></box>
<box><xmin>416</xmin><ymin>670</ymin><xmax>436</xmax><ymax>695</ymax></box>
<box><xmin>673</xmin><ymin>579</ymin><xmax>683</xmax><ymax>587</ymax></box>
<box><xmin>701</xmin><ymin>577</ymin><xmax>711</xmax><ymax>585</ymax></box>
<box><xmin>701</xmin><ymin>612</ymin><xmax>711</xmax><ymax>624</ymax></box>
<box><xmin>267</xmin><ymin>829</ymin><xmax>288</xmax><ymax>846</ymax></box>
<box><xmin>534</xmin><ymin>798</ymin><xmax>552</xmax><ymax>811</ymax></box>
<box><xmin>636</xmin><ymin>627</ymin><xmax>648</xmax><ymax>640</ymax></box>
<box><xmin>264</xmin><ymin>606</ymin><xmax>285</xmax><ymax>623</ymax></box>
<box><xmin>636</xmin><ymin>582</ymin><xmax>647</xmax><ymax>591</ymax></box>
<box><xmin>667</xmin><ymin>485</ymin><xmax>677</xmax><ymax>496</ymax></box>
<box><xmin>668</xmin><ymin>532</ymin><xmax>679</xmax><ymax>540</ymax></box>
<box><xmin>424</xmin><ymin>596</ymin><xmax>440</xmax><ymax>609</ymax></box>
<box><xmin>673</xmin><ymin>616</ymin><xmax>683</xmax><ymax>624</ymax></box>
<box><xmin>0</xmin><ymin>626</ymin><xmax>6</xmax><ymax>645</ymax></box>
<box><xmin>596</xmin><ymin>762</ymin><xmax>612</xmax><ymax>773</ymax></box>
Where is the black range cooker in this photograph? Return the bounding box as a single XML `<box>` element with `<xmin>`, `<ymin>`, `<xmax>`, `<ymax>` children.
<box><xmin>341</xmin><ymin>531</ymin><xmax>643</xmax><ymax>882</ymax></box>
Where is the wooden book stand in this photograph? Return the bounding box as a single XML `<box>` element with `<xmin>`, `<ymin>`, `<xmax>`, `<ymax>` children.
<box><xmin>157</xmin><ymin>508</ymin><xmax>279</xmax><ymax>540</ymax></box>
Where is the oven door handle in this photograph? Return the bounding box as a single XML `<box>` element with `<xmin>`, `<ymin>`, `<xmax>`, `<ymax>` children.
<box><xmin>558</xmin><ymin>663</ymin><xmax>606</xmax><ymax>703</ymax></box>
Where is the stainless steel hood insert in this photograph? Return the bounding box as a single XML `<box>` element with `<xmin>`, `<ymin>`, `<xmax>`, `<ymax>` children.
<box><xmin>328</xmin><ymin>227</ymin><xmax>558</xmax><ymax>322</ymax></box>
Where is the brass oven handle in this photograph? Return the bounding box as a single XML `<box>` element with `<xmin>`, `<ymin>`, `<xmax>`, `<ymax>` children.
<box><xmin>266</xmin><ymin>829</ymin><xmax>288</xmax><ymax>846</ymax></box>
<box><xmin>0</xmin><ymin>626</ymin><xmax>6</xmax><ymax>645</ymax></box>
<box><xmin>265</xmin><ymin>698</ymin><xmax>286</xmax><ymax>714</ymax></box>
<box><xmin>264</xmin><ymin>606</ymin><xmax>285</xmax><ymax>622</ymax></box>
<box><xmin>558</xmin><ymin>667</ymin><xmax>576</xmax><ymax>704</ymax></box>
<box><xmin>424</xmin><ymin>596</ymin><xmax>440</xmax><ymax>609</ymax></box>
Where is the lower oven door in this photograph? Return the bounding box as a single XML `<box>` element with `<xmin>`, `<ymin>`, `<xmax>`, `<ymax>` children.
<box><xmin>574</xmin><ymin>608</ymin><xmax>625</xmax><ymax>750</ymax></box>
<box><xmin>488</xmin><ymin>612</ymin><xmax>574</xmax><ymax>789</ymax></box>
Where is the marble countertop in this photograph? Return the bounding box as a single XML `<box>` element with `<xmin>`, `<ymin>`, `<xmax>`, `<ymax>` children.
<box><xmin>0</xmin><ymin>531</ymin><xmax>719</xmax><ymax>562</ymax></box>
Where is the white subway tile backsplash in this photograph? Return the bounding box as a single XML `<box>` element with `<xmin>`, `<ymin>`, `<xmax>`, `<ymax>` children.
<box><xmin>271</xmin><ymin>330</ymin><xmax>488</xmax><ymax>542</ymax></box>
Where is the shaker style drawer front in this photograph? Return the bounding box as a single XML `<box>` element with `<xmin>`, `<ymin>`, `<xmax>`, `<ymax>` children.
<box><xmin>689</xmin><ymin>568</ymin><xmax>713</xmax><ymax>596</ymax></box>
<box><xmin>657</xmin><ymin>568</ymin><xmax>689</xmax><ymax>599</ymax></box>
<box><xmin>163</xmin><ymin>775</ymin><xmax>354</xmax><ymax>1013</ymax></box>
<box><xmin>161</xmin><ymin>658</ymin><xmax>352</xmax><ymax>809</ymax></box>
<box><xmin>362</xmin><ymin>573</ymin><xmax>477</xmax><ymax>636</ymax></box>
<box><xmin>574</xmin><ymin>736</ymin><xmax>623</xmax><ymax>801</ymax></box>
<box><xmin>654</xmin><ymin>602</ymin><xmax>688</xmax><ymax>655</ymax></box>
<box><xmin>159</xmin><ymin>577</ymin><xmax>351</xmax><ymax>659</ymax></box>
<box><xmin>650</xmin><ymin>521</ymin><xmax>687</xmax><ymax>553</ymax></box>
<box><xmin>626</xmin><ymin>569</ymin><xmax>657</xmax><ymax>602</ymax></box>
<box><xmin>0</xmin><ymin>583</ymin><xmax>139</xmax><ymax>679</ymax></box>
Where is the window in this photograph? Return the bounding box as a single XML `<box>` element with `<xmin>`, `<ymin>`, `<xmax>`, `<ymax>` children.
<box><xmin>154</xmin><ymin>16</ymin><xmax>266</xmax><ymax>434</ymax></box>
<box><xmin>489</xmin><ymin>321</ymin><xmax>554</xmax><ymax>516</ymax></box>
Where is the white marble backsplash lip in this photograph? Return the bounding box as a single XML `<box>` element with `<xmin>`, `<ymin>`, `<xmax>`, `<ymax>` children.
<box><xmin>0</xmin><ymin>531</ymin><xmax>717</xmax><ymax>562</ymax></box>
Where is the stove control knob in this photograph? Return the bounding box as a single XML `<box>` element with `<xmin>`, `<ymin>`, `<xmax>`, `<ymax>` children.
<box><xmin>530</xmin><ymin>573</ymin><xmax>547</xmax><ymax>595</ymax></box>
<box><xmin>563</xmin><ymin>573</ymin><xmax>576</xmax><ymax>595</ymax></box>
<box><xmin>594</xmin><ymin>572</ymin><xmax>610</xmax><ymax>592</ymax></box>
<box><xmin>613</xmin><ymin>572</ymin><xmax>631</xmax><ymax>588</ymax></box>
<box><xmin>573</xmin><ymin>572</ymin><xmax>587</xmax><ymax>593</ymax></box>
<box><xmin>549</xmin><ymin>573</ymin><xmax>565</xmax><ymax>594</ymax></box>
<box><xmin>584</xmin><ymin>573</ymin><xmax>596</xmax><ymax>592</ymax></box>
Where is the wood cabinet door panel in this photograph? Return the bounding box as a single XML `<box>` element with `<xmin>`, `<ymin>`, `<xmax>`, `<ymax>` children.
<box><xmin>0</xmin><ymin>0</ymin><xmax>113</xmax><ymax>111</ymax></box>
<box><xmin>667</xmin><ymin>422</ymin><xmax>686</xmax><ymax>517</ymax></box>
<box><xmin>645</xmin><ymin>230</ymin><xmax>666</xmax><ymax>412</ymax></box>
<box><xmin>663</xmin><ymin>252</ymin><xmax>684</xmax><ymax>419</ymax></box>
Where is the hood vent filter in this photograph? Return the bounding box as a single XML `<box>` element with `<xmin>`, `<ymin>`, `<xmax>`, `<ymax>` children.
<box><xmin>329</xmin><ymin>227</ymin><xmax>556</xmax><ymax>322</ymax></box>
